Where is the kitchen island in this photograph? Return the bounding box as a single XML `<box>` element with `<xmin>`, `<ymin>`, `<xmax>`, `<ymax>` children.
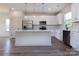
<box><xmin>15</xmin><ymin>30</ymin><xmax>52</xmax><ymax>46</ymax></box>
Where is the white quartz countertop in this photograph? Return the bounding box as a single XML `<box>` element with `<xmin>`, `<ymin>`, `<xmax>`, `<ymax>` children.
<box><xmin>15</xmin><ymin>30</ymin><xmax>51</xmax><ymax>32</ymax></box>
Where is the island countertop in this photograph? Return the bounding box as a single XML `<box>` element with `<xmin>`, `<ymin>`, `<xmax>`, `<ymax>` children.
<box><xmin>15</xmin><ymin>30</ymin><xmax>51</xmax><ymax>32</ymax></box>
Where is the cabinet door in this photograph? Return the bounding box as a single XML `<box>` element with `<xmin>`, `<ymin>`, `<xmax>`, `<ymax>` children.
<box><xmin>46</xmin><ymin>16</ymin><xmax>57</xmax><ymax>25</ymax></box>
<box><xmin>57</xmin><ymin>13</ymin><xmax>63</xmax><ymax>24</ymax></box>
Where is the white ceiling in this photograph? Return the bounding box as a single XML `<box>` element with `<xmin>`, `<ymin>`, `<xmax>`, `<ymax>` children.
<box><xmin>0</xmin><ymin>3</ymin><xmax>71</xmax><ymax>14</ymax></box>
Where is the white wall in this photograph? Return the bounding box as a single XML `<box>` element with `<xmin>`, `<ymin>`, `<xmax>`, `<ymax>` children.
<box><xmin>0</xmin><ymin>13</ymin><xmax>10</xmax><ymax>37</ymax></box>
<box><xmin>71</xmin><ymin>23</ymin><xmax>79</xmax><ymax>31</ymax></box>
<box><xmin>71</xmin><ymin>3</ymin><xmax>79</xmax><ymax>31</ymax></box>
<box><xmin>70</xmin><ymin>4</ymin><xmax>79</xmax><ymax>51</ymax></box>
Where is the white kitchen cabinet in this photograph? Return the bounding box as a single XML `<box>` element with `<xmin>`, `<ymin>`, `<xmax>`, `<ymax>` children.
<box><xmin>72</xmin><ymin>4</ymin><xmax>79</xmax><ymax>22</ymax></box>
<box><xmin>56</xmin><ymin>13</ymin><xmax>63</xmax><ymax>24</ymax></box>
<box><xmin>25</xmin><ymin>16</ymin><xmax>59</xmax><ymax>25</ymax></box>
<box><xmin>71</xmin><ymin>31</ymin><xmax>79</xmax><ymax>51</ymax></box>
<box><xmin>46</xmin><ymin>16</ymin><xmax>57</xmax><ymax>25</ymax></box>
<box><xmin>54</xmin><ymin>30</ymin><xmax>62</xmax><ymax>41</ymax></box>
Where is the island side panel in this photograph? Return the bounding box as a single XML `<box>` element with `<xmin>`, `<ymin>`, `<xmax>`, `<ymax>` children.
<box><xmin>15</xmin><ymin>31</ymin><xmax>52</xmax><ymax>46</ymax></box>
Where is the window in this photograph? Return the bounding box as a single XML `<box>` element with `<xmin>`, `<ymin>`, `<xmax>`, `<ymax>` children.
<box><xmin>64</xmin><ymin>12</ymin><xmax>72</xmax><ymax>29</ymax></box>
<box><xmin>6</xmin><ymin>18</ymin><xmax>10</xmax><ymax>31</ymax></box>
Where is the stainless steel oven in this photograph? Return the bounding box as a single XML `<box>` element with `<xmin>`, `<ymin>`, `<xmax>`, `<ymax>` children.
<box><xmin>39</xmin><ymin>21</ymin><xmax>47</xmax><ymax>30</ymax></box>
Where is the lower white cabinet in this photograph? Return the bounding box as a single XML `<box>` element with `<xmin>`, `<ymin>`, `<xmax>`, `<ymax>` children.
<box><xmin>71</xmin><ymin>31</ymin><xmax>79</xmax><ymax>51</ymax></box>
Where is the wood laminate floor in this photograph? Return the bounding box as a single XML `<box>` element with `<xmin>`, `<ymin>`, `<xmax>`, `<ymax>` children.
<box><xmin>0</xmin><ymin>37</ymin><xmax>78</xmax><ymax>56</ymax></box>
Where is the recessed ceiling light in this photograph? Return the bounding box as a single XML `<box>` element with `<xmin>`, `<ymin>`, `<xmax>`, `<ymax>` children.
<box><xmin>33</xmin><ymin>16</ymin><xmax>36</xmax><ymax>18</ymax></box>
<box><xmin>11</xmin><ymin>8</ymin><xmax>14</xmax><ymax>10</ymax></box>
<box><xmin>24</xmin><ymin>16</ymin><xmax>27</xmax><ymax>18</ymax></box>
<box><xmin>41</xmin><ymin>16</ymin><xmax>44</xmax><ymax>18</ymax></box>
<box><xmin>48</xmin><ymin>8</ymin><xmax>51</xmax><ymax>10</ymax></box>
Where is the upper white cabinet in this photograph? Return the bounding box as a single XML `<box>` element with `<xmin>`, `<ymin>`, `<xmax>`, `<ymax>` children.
<box><xmin>25</xmin><ymin>16</ymin><xmax>58</xmax><ymax>25</ymax></box>
<box><xmin>25</xmin><ymin>15</ymin><xmax>63</xmax><ymax>25</ymax></box>
<box><xmin>56</xmin><ymin>13</ymin><xmax>63</xmax><ymax>24</ymax></box>
<box><xmin>72</xmin><ymin>4</ymin><xmax>79</xmax><ymax>22</ymax></box>
<box><xmin>46</xmin><ymin>16</ymin><xmax>57</xmax><ymax>25</ymax></box>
